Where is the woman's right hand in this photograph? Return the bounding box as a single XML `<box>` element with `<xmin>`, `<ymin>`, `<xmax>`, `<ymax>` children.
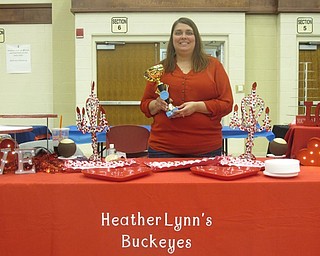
<box><xmin>149</xmin><ymin>97</ymin><xmax>169</xmax><ymax>115</ymax></box>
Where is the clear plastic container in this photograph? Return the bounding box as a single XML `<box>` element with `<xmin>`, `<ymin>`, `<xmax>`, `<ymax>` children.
<box><xmin>106</xmin><ymin>143</ymin><xmax>116</xmax><ymax>156</ymax></box>
<box><xmin>52</xmin><ymin>128</ymin><xmax>70</xmax><ymax>154</ymax></box>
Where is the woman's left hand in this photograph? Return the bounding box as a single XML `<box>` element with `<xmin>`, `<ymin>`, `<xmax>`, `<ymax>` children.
<box><xmin>171</xmin><ymin>102</ymin><xmax>197</xmax><ymax>118</ymax></box>
<box><xmin>171</xmin><ymin>101</ymin><xmax>211</xmax><ymax>118</ymax></box>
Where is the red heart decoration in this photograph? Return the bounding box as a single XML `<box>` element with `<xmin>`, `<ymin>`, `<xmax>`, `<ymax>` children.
<box><xmin>296</xmin><ymin>148</ymin><xmax>309</xmax><ymax>166</ymax></box>
<box><xmin>297</xmin><ymin>137</ymin><xmax>320</xmax><ymax>166</ymax></box>
<box><xmin>307</xmin><ymin>137</ymin><xmax>320</xmax><ymax>150</ymax></box>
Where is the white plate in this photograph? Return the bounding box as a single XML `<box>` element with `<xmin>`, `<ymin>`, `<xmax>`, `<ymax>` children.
<box><xmin>58</xmin><ymin>155</ymin><xmax>78</xmax><ymax>160</ymax></box>
<box><xmin>264</xmin><ymin>159</ymin><xmax>300</xmax><ymax>174</ymax></box>
<box><xmin>263</xmin><ymin>170</ymin><xmax>299</xmax><ymax>178</ymax></box>
<box><xmin>266</xmin><ymin>154</ymin><xmax>286</xmax><ymax>159</ymax></box>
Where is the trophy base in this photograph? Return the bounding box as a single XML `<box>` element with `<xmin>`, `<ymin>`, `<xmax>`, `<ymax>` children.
<box><xmin>166</xmin><ymin>107</ymin><xmax>178</xmax><ymax>118</ymax></box>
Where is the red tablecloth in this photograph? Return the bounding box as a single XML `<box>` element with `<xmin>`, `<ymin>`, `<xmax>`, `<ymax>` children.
<box><xmin>285</xmin><ymin>125</ymin><xmax>320</xmax><ymax>158</ymax></box>
<box><xmin>1</xmin><ymin>163</ymin><xmax>320</xmax><ymax>256</ymax></box>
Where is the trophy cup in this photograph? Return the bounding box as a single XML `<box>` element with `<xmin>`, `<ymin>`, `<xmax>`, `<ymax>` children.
<box><xmin>144</xmin><ymin>64</ymin><xmax>178</xmax><ymax>118</ymax></box>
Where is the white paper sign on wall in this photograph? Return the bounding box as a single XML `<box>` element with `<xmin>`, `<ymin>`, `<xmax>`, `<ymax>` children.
<box><xmin>6</xmin><ymin>44</ymin><xmax>31</xmax><ymax>73</ymax></box>
<box><xmin>297</xmin><ymin>17</ymin><xmax>313</xmax><ymax>34</ymax></box>
<box><xmin>111</xmin><ymin>17</ymin><xmax>128</xmax><ymax>33</ymax></box>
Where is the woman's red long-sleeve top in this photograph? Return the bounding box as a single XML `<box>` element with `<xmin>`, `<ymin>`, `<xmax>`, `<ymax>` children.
<box><xmin>140</xmin><ymin>57</ymin><xmax>233</xmax><ymax>155</ymax></box>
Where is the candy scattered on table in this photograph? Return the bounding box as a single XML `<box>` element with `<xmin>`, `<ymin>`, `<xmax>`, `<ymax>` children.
<box><xmin>215</xmin><ymin>156</ymin><xmax>265</xmax><ymax>170</ymax></box>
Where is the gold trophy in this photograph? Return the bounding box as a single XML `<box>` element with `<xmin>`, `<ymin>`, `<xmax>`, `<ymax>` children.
<box><xmin>144</xmin><ymin>64</ymin><xmax>177</xmax><ymax>118</ymax></box>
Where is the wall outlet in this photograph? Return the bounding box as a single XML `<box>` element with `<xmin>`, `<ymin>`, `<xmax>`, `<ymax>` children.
<box><xmin>236</xmin><ymin>84</ymin><xmax>244</xmax><ymax>93</ymax></box>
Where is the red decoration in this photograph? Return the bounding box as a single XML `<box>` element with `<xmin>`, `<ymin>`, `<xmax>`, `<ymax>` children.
<box><xmin>307</xmin><ymin>137</ymin><xmax>320</xmax><ymax>150</ymax></box>
<box><xmin>76</xmin><ymin>81</ymin><xmax>109</xmax><ymax>161</ymax></box>
<box><xmin>296</xmin><ymin>137</ymin><xmax>320</xmax><ymax>166</ymax></box>
<box><xmin>0</xmin><ymin>138</ymin><xmax>18</xmax><ymax>172</ymax></box>
<box><xmin>296</xmin><ymin>101</ymin><xmax>320</xmax><ymax>126</ymax></box>
<box><xmin>33</xmin><ymin>153</ymin><xmax>67</xmax><ymax>173</ymax></box>
<box><xmin>229</xmin><ymin>82</ymin><xmax>271</xmax><ymax>160</ymax></box>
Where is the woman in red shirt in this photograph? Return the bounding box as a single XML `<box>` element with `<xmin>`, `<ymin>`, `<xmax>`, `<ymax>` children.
<box><xmin>140</xmin><ymin>17</ymin><xmax>233</xmax><ymax>158</ymax></box>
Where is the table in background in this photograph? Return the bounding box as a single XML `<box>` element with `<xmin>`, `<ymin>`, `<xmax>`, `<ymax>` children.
<box><xmin>8</xmin><ymin>125</ymin><xmax>50</xmax><ymax>144</ymax></box>
<box><xmin>1</xmin><ymin>161</ymin><xmax>319</xmax><ymax>256</ymax></box>
<box><xmin>0</xmin><ymin>125</ymin><xmax>33</xmax><ymax>148</ymax></box>
<box><xmin>8</xmin><ymin>124</ymin><xmax>274</xmax><ymax>157</ymax></box>
<box><xmin>222</xmin><ymin>126</ymin><xmax>275</xmax><ymax>154</ymax></box>
<box><xmin>67</xmin><ymin>125</ymin><xmax>151</xmax><ymax>156</ymax></box>
<box><xmin>67</xmin><ymin>125</ymin><xmax>107</xmax><ymax>144</ymax></box>
<box><xmin>0</xmin><ymin>125</ymin><xmax>33</xmax><ymax>136</ymax></box>
<box><xmin>67</xmin><ymin>125</ymin><xmax>108</xmax><ymax>155</ymax></box>
<box><xmin>0</xmin><ymin>114</ymin><xmax>58</xmax><ymax>148</ymax></box>
<box><xmin>285</xmin><ymin>125</ymin><xmax>320</xmax><ymax>158</ymax></box>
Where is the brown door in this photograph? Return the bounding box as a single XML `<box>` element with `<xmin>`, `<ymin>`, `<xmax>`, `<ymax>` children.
<box><xmin>298</xmin><ymin>45</ymin><xmax>320</xmax><ymax>114</ymax></box>
<box><xmin>97</xmin><ymin>43</ymin><xmax>159</xmax><ymax>125</ymax></box>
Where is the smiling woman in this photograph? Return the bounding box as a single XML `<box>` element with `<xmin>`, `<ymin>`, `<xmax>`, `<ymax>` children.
<box><xmin>140</xmin><ymin>17</ymin><xmax>234</xmax><ymax>158</ymax></box>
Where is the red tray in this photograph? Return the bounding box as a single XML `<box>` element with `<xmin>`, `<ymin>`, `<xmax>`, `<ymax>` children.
<box><xmin>82</xmin><ymin>167</ymin><xmax>151</xmax><ymax>182</ymax></box>
<box><xmin>190</xmin><ymin>165</ymin><xmax>260</xmax><ymax>180</ymax></box>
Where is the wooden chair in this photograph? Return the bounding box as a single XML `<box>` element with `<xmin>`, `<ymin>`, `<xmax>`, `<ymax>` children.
<box><xmin>106</xmin><ymin>125</ymin><xmax>150</xmax><ymax>158</ymax></box>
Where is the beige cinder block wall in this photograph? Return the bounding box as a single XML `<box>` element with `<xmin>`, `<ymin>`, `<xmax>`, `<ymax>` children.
<box><xmin>246</xmin><ymin>15</ymin><xmax>278</xmax><ymax>157</ymax></box>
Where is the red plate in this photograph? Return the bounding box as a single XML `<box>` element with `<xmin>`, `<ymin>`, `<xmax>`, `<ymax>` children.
<box><xmin>190</xmin><ymin>165</ymin><xmax>260</xmax><ymax>180</ymax></box>
<box><xmin>82</xmin><ymin>167</ymin><xmax>151</xmax><ymax>182</ymax></box>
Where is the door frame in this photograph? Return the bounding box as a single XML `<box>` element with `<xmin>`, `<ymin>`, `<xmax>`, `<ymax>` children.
<box><xmin>297</xmin><ymin>36</ymin><xmax>320</xmax><ymax>114</ymax></box>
